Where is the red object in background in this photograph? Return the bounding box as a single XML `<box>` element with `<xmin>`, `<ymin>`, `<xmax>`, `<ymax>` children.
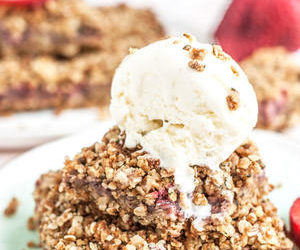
<box><xmin>215</xmin><ymin>0</ymin><xmax>300</xmax><ymax>61</ymax></box>
<box><xmin>0</xmin><ymin>0</ymin><xmax>47</xmax><ymax>6</ymax></box>
<box><xmin>290</xmin><ymin>198</ymin><xmax>300</xmax><ymax>247</ymax></box>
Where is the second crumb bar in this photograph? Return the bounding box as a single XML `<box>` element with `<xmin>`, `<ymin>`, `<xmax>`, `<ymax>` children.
<box><xmin>0</xmin><ymin>4</ymin><xmax>164</xmax><ymax>113</ymax></box>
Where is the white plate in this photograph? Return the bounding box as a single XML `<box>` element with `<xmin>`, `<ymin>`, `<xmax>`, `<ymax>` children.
<box><xmin>0</xmin><ymin>108</ymin><xmax>108</xmax><ymax>149</ymax></box>
<box><xmin>252</xmin><ymin>129</ymin><xmax>300</xmax><ymax>230</ymax></box>
<box><xmin>0</xmin><ymin>124</ymin><xmax>299</xmax><ymax>249</ymax></box>
<box><xmin>286</xmin><ymin>126</ymin><xmax>300</xmax><ymax>145</ymax></box>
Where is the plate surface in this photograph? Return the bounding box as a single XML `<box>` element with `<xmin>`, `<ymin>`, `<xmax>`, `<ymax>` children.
<box><xmin>0</xmin><ymin>124</ymin><xmax>299</xmax><ymax>249</ymax></box>
<box><xmin>0</xmin><ymin>108</ymin><xmax>107</xmax><ymax>149</ymax></box>
<box><xmin>286</xmin><ymin>126</ymin><xmax>300</xmax><ymax>145</ymax></box>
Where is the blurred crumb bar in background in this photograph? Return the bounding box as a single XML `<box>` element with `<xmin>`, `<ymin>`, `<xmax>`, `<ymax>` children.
<box><xmin>0</xmin><ymin>0</ymin><xmax>164</xmax><ymax>114</ymax></box>
<box><xmin>0</xmin><ymin>53</ymin><xmax>113</xmax><ymax>113</ymax></box>
<box><xmin>241</xmin><ymin>48</ymin><xmax>300</xmax><ymax>131</ymax></box>
<box><xmin>0</xmin><ymin>0</ymin><xmax>164</xmax><ymax>57</ymax></box>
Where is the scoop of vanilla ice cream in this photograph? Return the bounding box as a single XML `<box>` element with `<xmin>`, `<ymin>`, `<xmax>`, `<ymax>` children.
<box><xmin>110</xmin><ymin>35</ymin><xmax>258</xmax><ymax>195</ymax></box>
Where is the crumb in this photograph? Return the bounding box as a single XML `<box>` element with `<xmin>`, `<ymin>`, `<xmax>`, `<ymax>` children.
<box><xmin>3</xmin><ymin>197</ymin><xmax>19</xmax><ymax>217</ymax></box>
<box><xmin>27</xmin><ymin>217</ymin><xmax>36</xmax><ymax>231</ymax></box>
<box><xmin>183</xmin><ymin>33</ymin><xmax>194</xmax><ymax>42</ymax></box>
<box><xmin>212</xmin><ymin>44</ymin><xmax>230</xmax><ymax>61</ymax></box>
<box><xmin>231</xmin><ymin>65</ymin><xmax>239</xmax><ymax>77</ymax></box>
<box><xmin>27</xmin><ymin>241</ymin><xmax>39</xmax><ymax>248</ymax></box>
<box><xmin>226</xmin><ymin>88</ymin><xmax>240</xmax><ymax>111</ymax></box>
<box><xmin>188</xmin><ymin>60</ymin><xmax>205</xmax><ymax>72</ymax></box>
<box><xmin>190</xmin><ymin>48</ymin><xmax>206</xmax><ymax>61</ymax></box>
<box><xmin>183</xmin><ymin>45</ymin><xmax>191</xmax><ymax>51</ymax></box>
<box><xmin>212</xmin><ymin>44</ymin><xmax>221</xmax><ymax>54</ymax></box>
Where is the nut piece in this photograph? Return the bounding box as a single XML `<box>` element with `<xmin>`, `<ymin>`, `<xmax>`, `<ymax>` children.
<box><xmin>133</xmin><ymin>204</ymin><xmax>147</xmax><ymax>217</ymax></box>
<box><xmin>183</xmin><ymin>33</ymin><xmax>194</xmax><ymax>42</ymax></box>
<box><xmin>183</xmin><ymin>45</ymin><xmax>191</xmax><ymax>51</ymax></box>
<box><xmin>188</xmin><ymin>60</ymin><xmax>205</xmax><ymax>72</ymax></box>
<box><xmin>193</xmin><ymin>193</ymin><xmax>208</xmax><ymax>206</ymax></box>
<box><xmin>190</xmin><ymin>48</ymin><xmax>206</xmax><ymax>61</ymax></box>
<box><xmin>64</xmin><ymin>235</ymin><xmax>76</xmax><ymax>241</ymax></box>
<box><xmin>226</xmin><ymin>88</ymin><xmax>240</xmax><ymax>111</ymax></box>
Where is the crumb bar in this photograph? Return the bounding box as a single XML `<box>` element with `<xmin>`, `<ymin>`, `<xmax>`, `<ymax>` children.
<box><xmin>32</xmin><ymin>127</ymin><xmax>293</xmax><ymax>249</ymax></box>
<box><xmin>0</xmin><ymin>4</ymin><xmax>164</xmax><ymax>113</ymax></box>
<box><xmin>241</xmin><ymin>47</ymin><xmax>300</xmax><ymax>131</ymax></box>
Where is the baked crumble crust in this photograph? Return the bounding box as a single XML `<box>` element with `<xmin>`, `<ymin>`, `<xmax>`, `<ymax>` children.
<box><xmin>32</xmin><ymin>127</ymin><xmax>293</xmax><ymax>249</ymax></box>
<box><xmin>241</xmin><ymin>47</ymin><xmax>300</xmax><ymax>130</ymax></box>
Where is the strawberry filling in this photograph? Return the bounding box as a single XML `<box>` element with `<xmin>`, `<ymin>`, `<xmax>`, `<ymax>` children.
<box><xmin>258</xmin><ymin>90</ymin><xmax>288</xmax><ymax>127</ymax></box>
<box><xmin>152</xmin><ymin>188</ymin><xmax>182</xmax><ymax>217</ymax></box>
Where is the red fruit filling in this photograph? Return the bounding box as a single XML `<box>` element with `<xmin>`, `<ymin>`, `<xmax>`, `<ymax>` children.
<box><xmin>290</xmin><ymin>198</ymin><xmax>300</xmax><ymax>247</ymax></box>
<box><xmin>258</xmin><ymin>90</ymin><xmax>287</xmax><ymax>127</ymax></box>
<box><xmin>152</xmin><ymin>188</ymin><xmax>182</xmax><ymax>217</ymax></box>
